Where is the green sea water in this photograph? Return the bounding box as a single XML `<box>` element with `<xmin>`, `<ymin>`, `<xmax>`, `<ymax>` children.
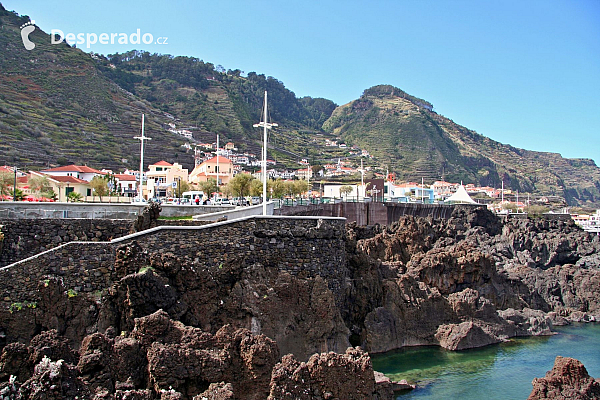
<box><xmin>371</xmin><ymin>323</ymin><xmax>600</xmax><ymax>400</ymax></box>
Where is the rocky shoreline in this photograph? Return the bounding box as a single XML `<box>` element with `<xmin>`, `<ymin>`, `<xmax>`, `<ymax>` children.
<box><xmin>0</xmin><ymin>207</ymin><xmax>598</xmax><ymax>399</ymax></box>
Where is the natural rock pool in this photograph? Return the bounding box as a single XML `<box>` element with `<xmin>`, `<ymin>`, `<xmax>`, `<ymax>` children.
<box><xmin>372</xmin><ymin>323</ymin><xmax>600</xmax><ymax>399</ymax></box>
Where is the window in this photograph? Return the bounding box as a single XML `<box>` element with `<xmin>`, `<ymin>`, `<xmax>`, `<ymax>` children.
<box><xmin>65</xmin><ymin>187</ymin><xmax>74</xmax><ymax>196</ymax></box>
<box><xmin>156</xmin><ymin>167</ymin><xmax>163</xmax><ymax>171</ymax></box>
<box><xmin>87</xmin><ymin>188</ymin><xmax>92</xmax><ymax>196</ymax></box>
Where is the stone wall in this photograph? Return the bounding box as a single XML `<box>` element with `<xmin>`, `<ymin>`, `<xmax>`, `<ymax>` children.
<box><xmin>0</xmin><ymin>219</ymin><xmax>133</xmax><ymax>268</ymax></box>
<box><xmin>0</xmin><ymin>202</ymin><xmax>235</xmax><ymax>220</ymax></box>
<box><xmin>0</xmin><ymin>216</ymin><xmax>347</xmax><ymax>307</ymax></box>
<box><xmin>276</xmin><ymin>201</ymin><xmax>486</xmax><ymax>224</ymax></box>
<box><xmin>386</xmin><ymin>203</ymin><xmax>485</xmax><ymax>222</ymax></box>
<box><xmin>276</xmin><ymin>202</ymin><xmax>387</xmax><ymax>225</ymax></box>
<box><xmin>0</xmin><ymin>219</ymin><xmax>214</xmax><ymax>268</ymax></box>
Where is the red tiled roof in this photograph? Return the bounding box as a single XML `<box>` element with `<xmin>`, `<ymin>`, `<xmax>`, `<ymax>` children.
<box><xmin>152</xmin><ymin>161</ymin><xmax>173</xmax><ymax>167</ymax></box>
<box><xmin>48</xmin><ymin>175</ymin><xmax>89</xmax><ymax>184</ymax></box>
<box><xmin>114</xmin><ymin>174</ymin><xmax>137</xmax><ymax>181</ymax></box>
<box><xmin>204</xmin><ymin>156</ymin><xmax>232</xmax><ymax>164</ymax></box>
<box><xmin>41</xmin><ymin>165</ymin><xmax>102</xmax><ymax>174</ymax></box>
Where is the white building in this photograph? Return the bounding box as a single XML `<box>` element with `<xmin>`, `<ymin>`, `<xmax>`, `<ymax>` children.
<box><xmin>40</xmin><ymin>165</ymin><xmax>103</xmax><ymax>182</ymax></box>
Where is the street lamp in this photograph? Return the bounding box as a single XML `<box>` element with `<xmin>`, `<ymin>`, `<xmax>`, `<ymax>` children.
<box><xmin>13</xmin><ymin>165</ymin><xmax>17</xmax><ymax>202</ymax></box>
<box><xmin>253</xmin><ymin>91</ymin><xmax>277</xmax><ymax>216</ymax></box>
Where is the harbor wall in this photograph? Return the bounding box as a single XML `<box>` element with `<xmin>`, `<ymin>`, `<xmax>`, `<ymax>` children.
<box><xmin>0</xmin><ymin>216</ymin><xmax>347</xmax><ymax>307</ymax></box>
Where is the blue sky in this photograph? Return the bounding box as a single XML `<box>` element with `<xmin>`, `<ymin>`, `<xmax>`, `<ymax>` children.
<box><xmin>5</xmin><ymin>0</ymin><xmax>600</xmax><ymax>163</ymax></box>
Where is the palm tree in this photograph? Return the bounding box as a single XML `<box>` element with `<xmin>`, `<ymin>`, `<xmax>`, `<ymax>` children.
<box><xmin>67</xmin><ymin>192</ymin><xmax>83</xmax><ymax>202</ymax></box>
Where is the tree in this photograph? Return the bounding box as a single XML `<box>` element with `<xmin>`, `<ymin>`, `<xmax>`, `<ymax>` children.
<box><xmin>90</xmin><ymin>175</ymin><xmax>108</xmax><ymax>202</ymax></box>
<box><xmin>290</xmin><ymin>180</ymin><xmax>309</xmax><ymax>197</ymax></box>
<box><xmin>269</xmin><ymin>179</ymin><xmax>286</xmax><ymax>199</ymax></box>
<box><xmin>198</xmin><ymin>178</ymin><xmax>217</xmax><ymax>198</ymax></box>
<box><xmin>250</xmin><ymin>179</ymin><xmax>263</xmax><ymax>197</ymax></box>
<box><xmin>228</xmin><ymin>173</ymin><xmax>254</xmax><ymax>199</ymax></box>
<box><xmin>0</xmin><ymin>172</ymin><xmax>12</xmax><ymax>199</ymax></box>
<box><xmin>220</xmin><ymin>183</ymin><xmax>233</xmax><ymax>198</ymax></box>
<box><xmin>340</xmin><ymin>185</ymin><xmax>353</xmax><ymax>200</ymax></box>
<box><xmin>502</xmin><ymin>202</ymin><xmax>518</xmax><ymax>213</ymax></box>
<box><xmin>179</xmin><ymin>180</ymin><xmax>192</xmax><ymax>196</ymax></box>
<box><xmin>67</xmin><ymin>191</ymin><xmax>83</xmax><ymax>202</ymax></box>
<box><xmin>311</xmin><ymin>164</ymin><xmax>323</xmax><ymax>177</ymax></box>
<box><xmin>28</xmin><ymin>175</ymin><xmax>52</xmax><ymax>198</ymax></box>
<box><xmin>13</xmin><ymin>188</ymin><xmax>24</xmax><ymax>201</ymax></box>
<box><xmin>525</xmin><ymin>205</ymin><xmax>549</xmax><ymax>217</ymax></box>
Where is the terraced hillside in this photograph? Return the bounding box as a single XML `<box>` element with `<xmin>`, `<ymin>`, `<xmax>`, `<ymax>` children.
<box><xmin>0</xmin><ymin>6</ymin><xmax>196</xmax><ymax>170</ymax></box>
<box><xmin>1</xmin><ymin>4</ymin><xmax>599</xmax><ymax>206</ymax></box>
<box><xmin>323</xmin><ymin>85</ymin><xmax>600</xmax><ymax>205</ymax></box>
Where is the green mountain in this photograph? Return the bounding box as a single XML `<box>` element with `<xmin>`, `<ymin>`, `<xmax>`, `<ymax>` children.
<box><xmin>323</xmin><ymin>85</ymin><xmax>600</xmax><ymax>205</ymax></box>
<box><xmin>1</xmin><ymin>4</ymin><xmax>599</xmax><ymax>206</ymax></box>
<box><xmin>0</xmin><ymin>5</ymin><xmax>336</xmax><ymax>171</ymax></box>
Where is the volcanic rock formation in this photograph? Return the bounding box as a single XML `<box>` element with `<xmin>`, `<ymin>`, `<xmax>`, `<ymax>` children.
<box><xmin>0</xmin><ymin>207</ymin><xmax>598</xmax><ymax>398</ymax></box>
<box><xmin>528</xmin><ymin>356</ymin><xmax>600</xmax><ymax>400</ymax></box>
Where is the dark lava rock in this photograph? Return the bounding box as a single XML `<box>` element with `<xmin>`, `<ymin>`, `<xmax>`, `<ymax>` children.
<box><xmin>528</xmin><ymin>356</ymin><xmax>600</xmax><ymax>399</ymax></box>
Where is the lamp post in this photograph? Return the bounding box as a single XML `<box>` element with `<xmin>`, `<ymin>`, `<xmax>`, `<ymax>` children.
<box><xmin>253</xmin><ymin>91</ymin><xmax>277</xmax><ymax>215</ymax></box>
<box><xmin>216</xmin><ymin>134</ymin><xmax>219</xmax><ymax>191</ymax></box>
<box><xmin>134</xmin><ymin>114</ymin><xmax>151</xmax><ymax>203</ymax></box>
<box><xmin>13</xmin><ymin>165</ymin><xmax>17</xmax><ymax>202</ymax></box>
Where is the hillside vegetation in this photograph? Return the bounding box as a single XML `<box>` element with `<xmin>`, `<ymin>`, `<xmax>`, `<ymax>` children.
<box><xmin>323</xmin><ymin>85</ymin><xmax>600</xmax><ymax>205</ymax></box>
<box><xmin>1</xmin><ymin>4</ymin><xmax>599</xmax><ymax>205</ymax></box>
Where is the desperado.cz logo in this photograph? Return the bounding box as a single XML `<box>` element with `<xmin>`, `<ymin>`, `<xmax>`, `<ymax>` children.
<box><xmin>19</xmin><ymin>21</ymin><xmax>167</xmax><ymax>50</ymax></box>
<box><xmin>20</xmin><ymin>20</ymin><xmax>36</xmax><ymax>50</ymax></box>
<box><xmin>51</xmin><ymin>29</ymin><xmax>168</xmax><ymax>48</ymax></box>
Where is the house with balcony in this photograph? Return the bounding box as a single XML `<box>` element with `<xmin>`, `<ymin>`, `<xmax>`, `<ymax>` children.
<box><xmin>146</xmin><ymin>161</ymin><xmax>189</xmax><ymax>199</ymax></box>
<box><xmin>28</xmin><ymin>171</ymin><xmax>91</xmax><ymax>202</ymax></box>
<box><xmin>114</xmin><ymin>174</ymin><xmax>139</xmax><ymax>198</ymax></box>
<box><xmin>40</xmin><ymin>165</ymin><xmax>103</xmax><ymax>182</ymax></box>
<box><xmin>189</xmin><ymin>156</ymin><xmax>233</xmax><ymax>186</ymax></box>
<box><xmin>296</xmin><ymin>168</ymin><xmax>313</xmax><ymax>180</ymax></box>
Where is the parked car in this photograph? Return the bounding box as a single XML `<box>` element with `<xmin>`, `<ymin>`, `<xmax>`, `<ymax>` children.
<box><xmin>131</xmin><ymin>198</ymin><xmax>147</xmax><ymax>204</ymax></box>
<box><xmin>232</xmin><ymin>197</ymin><xmax>248</xmax><ymax>206</ymax></box>
<box><xmin>214</xmin><ymin>197</ymin><xmax>231</xmax><ymax>205</ymax></box>
<box><xmin>251</xmin><ymin>196</ymin><xmax>261</xmax><ymax>205</ymax></box>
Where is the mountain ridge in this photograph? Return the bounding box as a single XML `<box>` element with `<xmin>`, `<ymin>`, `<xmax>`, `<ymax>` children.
<box><xmin>1</xmin><ymin>3</ymin><xmax>599</xmax><ymax>205</ymax></box>
<box><xmin>323</xmin><ymin>84</ymin><xmax>600</xmax><ymax>205</ymax></box>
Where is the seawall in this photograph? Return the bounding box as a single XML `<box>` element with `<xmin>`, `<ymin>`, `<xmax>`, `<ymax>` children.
<box><xmin>0</xmin><ymin>201</ymin><xmax>235</xmax><ymax>220</ymax></box>
<box><xmin>276</xmin><ymin>201</ymin><xmax>486</xmax><ymax>224</ymax></box>
<box><xmin>0</xmin><ymin>216</ymin><xmax>347</xmax><ymax>308</ymax></box>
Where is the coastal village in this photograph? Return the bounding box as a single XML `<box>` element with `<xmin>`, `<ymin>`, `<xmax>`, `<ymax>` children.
<box><xmin>1</xmin><ymin>134</ymin><xmax>598</xmax><ymax>233</ymax></box>
<box><xmin>0</xmin><ymin>3</ymin><xmax>599</xmax><ymax>398</ymax></box>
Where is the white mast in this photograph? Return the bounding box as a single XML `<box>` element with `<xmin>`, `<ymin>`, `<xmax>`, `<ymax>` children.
<box><xmin>253</xmin><ymin>91</ymin><xmax>278</xmax><ymax>215</ymax></box>
<box><xmin>134</xmin><ymin>114</ymin><xmax>151</xmax><ymax>202</ymax></box>
<box><xmin>360</xmin><ymin>158</ymin><xmax>364</xmax><ymax>199</ymax></box>
<box><xmin>216</xmin><ymin>134</ymin><xmax>220</xmax><ymax>192</ymax></box>
<box><xmin>307</xmin><ymin>160</ymin><xmax>310</xmax><ymax>200</ymax></box>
